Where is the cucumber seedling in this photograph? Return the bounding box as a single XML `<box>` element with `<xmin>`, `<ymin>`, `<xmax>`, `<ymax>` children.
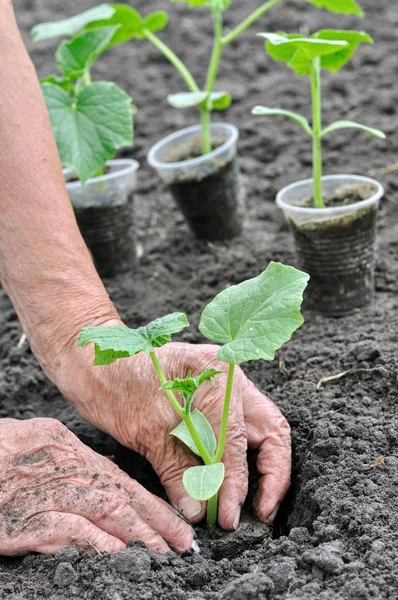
<box><xmin>252</xmin><ymin>29</ymin><xmax>386</xmax><ymax>208</ymax></box>
<box><xmin>78</xmin><ymin>262</ymin><xmax>309</xmax><ymax>527</ymax></box>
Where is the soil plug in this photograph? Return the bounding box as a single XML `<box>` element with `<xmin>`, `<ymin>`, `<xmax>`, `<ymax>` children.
<box><xmin>78</xmin><ymin>261</ymin><xmax>309</xmax><ymax>528</ymax></box>
<box><xmin>252</xmin><ymin>28</ymin><xmax>385</xmax><ymax>315</ymax></box>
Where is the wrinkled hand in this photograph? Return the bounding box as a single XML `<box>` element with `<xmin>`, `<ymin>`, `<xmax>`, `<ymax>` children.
<box><xmin>61</xmin><ymin>338</ymin><xmax>291</xmax><ymax>532</ymax></box>
<box><xmin>0</xmin><ymin>418</ymin><xmax>194</xmax><ymax>556</ymax></box>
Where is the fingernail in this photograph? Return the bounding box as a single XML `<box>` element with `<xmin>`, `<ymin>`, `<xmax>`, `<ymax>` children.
<box><xmin>233</xmin><ymin>507</ymin><xmax>241</xmax><ymax>531</ymax></box>
<box><xmin>178</xmin><ymin>497</ymin><xmax>203</xmax><ymax>520</ymax></box>
<box><xmin>191</xmin><ymin>539</ymin><xmax>200</xmax><ymax>554</ymax></box>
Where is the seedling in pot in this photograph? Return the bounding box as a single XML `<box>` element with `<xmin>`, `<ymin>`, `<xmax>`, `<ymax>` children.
<box><xmin>252</xmin><ymin>29</ymin><xmax>385</xmax><ymax>208</ymax></box>
<box><xmin>78</xmin><ymin>262</ymin><xmax>309</xmax><ymax>527</ymax></box>
<box><xmin>32</xmin><ymin>14</ymin><xmax>135</xmax><ymax>183</ymax></box>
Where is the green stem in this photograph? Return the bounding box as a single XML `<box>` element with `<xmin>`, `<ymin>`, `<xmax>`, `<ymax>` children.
<box><xmin>207</xmin><ymin>494</ymin><xmax>218</xmax><ymax>528</ymax></box>
<box><xmin>221</xmin><ymin>0</ymin><xmax>285</xmax><ymax>47</ymax></box>
<box><xmin>311</xmin><ymin>57</ymin><xmax>324</xmax><ymax>209</ymax></box>
<box><xmin>149</xmin><ymin>351</ymin><xmax>213</xmax><ymax>465</ymax></box>
<box><xmin>214</xmin><ymin>363</ymin><xmax>235</xmax><ymax>463</ymax></box>
<box><xmin>200</xmin><ymin>107</ymin><xmax>211</xmax><ymax>155</ymax></box>
<box><xmin>143</xmin><ymin>29</ymin><xmax>200</xmax><ymax>93</ymax></box>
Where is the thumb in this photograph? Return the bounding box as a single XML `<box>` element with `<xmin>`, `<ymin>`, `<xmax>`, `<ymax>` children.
<box><xmin>148</xmin><ymin>436</ymin><xmax>207</xmax><ymax>524</ymax></box>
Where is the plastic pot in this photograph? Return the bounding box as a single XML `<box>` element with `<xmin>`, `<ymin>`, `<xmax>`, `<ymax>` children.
<box><xmin>64</xmin><ymin>159</ymin><xmax>139</xmax><ymax>278</ymax></box>
<box><xmin>147</xmin><ymin>123</ymin><xmax>245</xmax><ymax>241</ymax></box>
<box><xmin>276</xmin><ymin>174</ymin><xmax>384</xmax><ymax>316</ymax></box>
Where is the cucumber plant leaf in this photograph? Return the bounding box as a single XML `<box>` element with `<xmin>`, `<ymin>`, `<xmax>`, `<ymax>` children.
<box><xmin>303</xmin><ymin>0</ymin><xmax>364</xmax><ymax>16</ymax></box>
<box><xmin>322</xmin><ymin>120</ymin><xmax>385</xmax><ymax>139</ymax></box>
<box><xmin>168</xmin><ymin>90</ymin><xmax>231</xmax><ymax>111</ymax></box>
<box><xmin>161</xmin><ymin>368</ymin><xmax>222</xmax><ymax>397</ymax></box>
<box><xmin>40</xmin><ymin>75</ymin><xmax>73</xmax><ymax>93</ymax></box>
<box><xmin>183</xmin><ymin>463</ymin><xmax>225</xmax><ymax>501</ymax></box>
<box><xmin>83</xmin><ymin>5</ymin><xmax>169</xmax><ymax>45</ymax></box>
<box><xmin>30</xmin><ymin>4</ymin><xmax>115</xmax><ymax>41</ymax></box>
<box><xmin>171</xmin><ymin>409</ymin><xmax>217</xmax><ymax>457</ymax></box>
<box><xmin>199</xmin><ymin>262</ymin><xmax>309</xmax><ymax>365</ymax></box>
<box><xmin>314</xmin><ymin>30</ymin><xmax>373</xmax><ymax>72</ymax></box>
<box><xmin>170</xmin><ymin>0</ymin><xmax>231</xmax><ymax>11</ymax></box>
<box><xmin>41</xmin><ymin>81</ymin><xmax>133</xmax><ymax>183</ymax></box>
<box><xmin>56</xmin><ymin>26</ymin><xmax>119</xmax><ymax>79</ymax></box>
<box><xmin>252</xmin><ymin>106</ymin><xmax>312</xmax><ymax>135</ymax></box>
<box><xmin>78</xmin><ymin>313</ymin><xmax>190</xmax><ymax>365</ymax></box>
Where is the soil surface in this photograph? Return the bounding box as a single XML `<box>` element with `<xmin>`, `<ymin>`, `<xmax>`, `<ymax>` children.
<box><xmin>1</xmin><ymin>0</ymin><xmax>398</xmax><ymax>598</ymax></box>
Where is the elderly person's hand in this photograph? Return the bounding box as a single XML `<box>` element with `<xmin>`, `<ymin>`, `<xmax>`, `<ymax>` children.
<box><xmin>58</xmin><ymin>332</ymin><xmax>291</xmax><ymax>532</ymax></box>
<box><xmin>0</xmin><ymin>418</ymin><xmax>194</xmax><ymax>556</ymax></box>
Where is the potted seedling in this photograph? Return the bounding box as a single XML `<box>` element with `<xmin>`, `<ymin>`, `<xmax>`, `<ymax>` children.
<box><xmin>64</xmin><ymin>0</ymin><xmax>364</xmax><ymax>241</ymax></box>
<box><xmin>32</xmin><ymin>14</ymin><xmax>137</xmax><ymax>278</ymax></box>
<box><xmin>78</xmin><ymin>261</ymin><xmax>309</xmax><ymax>527</ymax></box>
<box><xmin>252</xmin><ymin>30</ymin><xmax>385</xmax><ymax>316</ymax></box>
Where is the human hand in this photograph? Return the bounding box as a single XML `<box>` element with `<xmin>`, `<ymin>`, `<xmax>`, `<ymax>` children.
<box><xmin>59</xmin><ymin>335</ymin><xmax>291</xmax><ymax>532</ymax></box>
<box><xmin>0</xmin><ymin>418</ymin><xmax>194</xmax><ymax>556</ymax></box>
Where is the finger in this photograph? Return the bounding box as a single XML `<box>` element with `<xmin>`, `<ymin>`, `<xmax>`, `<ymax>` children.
<box><xmin>243</xmin><ymin>379</ymin><xmax>291</xmax><ymax>522</ymax></box>
<box><xmin>52</xmin><ymin>485</ymin><xmax>170</xmax><ymax>553</ymax></box>
<box><xmin>12</xmin><ymin>512</ymin><xmax>126</xmax><ymax>555</ymax></box>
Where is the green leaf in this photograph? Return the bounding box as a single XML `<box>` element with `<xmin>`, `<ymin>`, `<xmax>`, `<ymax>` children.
<box><xmin>78</xmin><ymin>313</ymin><xmax>190</xmax><ymax>365</ymax></box>
<box><xmin>84</xmin><ymin>5</ymin><xmax>168</xmax><ymax>45</ymax></box>
<box><xmin>41</xmin><ymin>81</ymin><xmax>133</xmax><ymax>183</ymax></box>
<box><xmin>315</xmin><ymin>30</ymin><xmax>373</xmax><ymax>72</ymax></box>
<box><xmin>252</xmin><ymin>106</ymin><xmax>312</xmax><ymax>135</ymax></box>
<box><xmin>136</xmin><ymin>313</ymin><xmax>190</xmax><ymax>348</ymax></box>
<box><xmin>40</xmin><ymin>75</ymin><xmax>73</xmax><ymax>93</ymax></box>
<box><xmin>56</xmin><ymin>27</ymin><xmax>118</xmax><ymax>78</ymax></box>
<box><xmin>170</xmin><ymin>0</ymin><xmax>231</xmax><ymax>11</ymax></box>
<box><xmin>168</xmin><ymin>92</ymin><xmax>208</xmax><ymax>109</ymax></box>
<box><xmin>31</xmin><ymin>4</ymin><xmax>116</xmax><ymax>42</ymax></box>
<box><xmin>170</xmin><ymin>409</ymin><xmax>217</xmax><ymax>457</ymax></box>
<box><xmin>209</xmin><ymin>91</ymin><xmax>232</xmax><ymax>111</ymax></box>
<box><xmin>199</xmin><ymin>262</ymin><xmax>309</xmax><ymax>365</ymax></box>
<box><xmin>303</xmin><ymin>0</ymin><xmax>364</xmax><ymax>17</ymax></box>
<box><xmin>321</xmin><ymin>120</ymin><xmax>386</xmax><ymax>139</ymax></box>
<box><xmin>183</xmin><ymin>463</ymin><xmax>225</xmax><ymax>501</ymax></box>
<box><xmin>161</xmin><ymin>368</ymin><xmax>222</xmax><ymax>396</ymax></box>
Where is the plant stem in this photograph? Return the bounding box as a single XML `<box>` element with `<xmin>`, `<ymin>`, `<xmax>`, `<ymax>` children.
<box><xmin>149</xmin><ymin>351</ymin><xmax>213</xmax><ymax>465</ymax></box>
<box><xmin>221</xmin><ymin>0</ymin><xmax>285</xmax><ymax>47</ymax></box>
<box><xmin>207</xmin><ymin>494</ymin><xmax>218</xmax><ymax>528</ymax></box>
<box><xmin>143</xmin><ymin>29</ymin><xmax>200</xmax><ymax>94</ymax></box>
<box><xmin>310</xmin><ymin>57</ymin><xmax>324</xmax><ymax>209</ymax></box>
<box><xmin>214</xmin><ymin>363</ymin><xmax>235</xmax><ymax>463</ymax></box>
<box><xmin>200</xmin><ymin>107</ymin><xmax>212</xmax><ymax>155</ymax></box>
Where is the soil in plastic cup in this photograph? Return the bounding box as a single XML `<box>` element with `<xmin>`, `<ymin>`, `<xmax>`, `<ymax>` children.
<box><xmin>147</xmin><ymin>123</ymin><xmax>245</xmax><ymax>241</ymax></box>
<box><xmin>64</xmin><ymin>159</ymin><xmax>139</xmax><ymax>278</ymax></box>
<box><xmin>276</xmin><ymin>175</ymin><xmax>384</xmax><ymax>316</ymax></box>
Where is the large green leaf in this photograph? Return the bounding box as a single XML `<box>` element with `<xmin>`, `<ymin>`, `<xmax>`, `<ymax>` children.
<box><xmin>303</xmin><ymin>0</ymin><xmax>364</xmax><ymax>16</ymax></box>
<box><xmin>183</xmin><ymin>463</ymin><xmax>225</xmax><ymax>501</ymax></box>
<box><xmin>314</xmin><ymin>30</ymin><xmax>373</xmax><ymax>72</ymax></box>
<box><xmin>170</xmin><ymin>0</ymin><xmax>231</xmax><ymax>10</ymax></box>
<box><xmin>31</xmin><ymin>5</ymin><xmax>115</xmax><ymax>42</ymax></box>
<box><xmin>78</xmin><ymin>313</ymin><xmax>190</xmax><ymax>365</ymax></box>
<box><xmin>56</xmin><ymin>27</ymin><xmax>118</xmax><ymax>78</ymax></box>
<box><xmin>41</xmin><ymin>81</ymin><xmax>133</xmax><ymax>183</ymax></box>
<box><xmin>252</xmin><ymin>106</ymin><xmax>312</xmax><ymax>135</ymax></box>
<box><xmin>321</xmin><ymin>120</ymin><xmax>385</xmax><ymax>139</ymax></box>
<box><xmin>199</xmin><ymin>262</ymin><xmax>309</xmax><ymax>365</ymax></box>
<box><xmin>170</xmin><ymin>409</ymin><xmax>217</xmax><ymax>457</ymax></box>
<box><xmin>84</xmin><ymin>5</ymin><xmax>168</xmax><ymax>45</ymax></box>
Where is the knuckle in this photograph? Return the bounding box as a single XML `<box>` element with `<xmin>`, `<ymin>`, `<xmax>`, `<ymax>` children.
<box><xmin>44</xmin><ymin>418</ymin><xmax>69</xmax><ymax>437</ymax></box>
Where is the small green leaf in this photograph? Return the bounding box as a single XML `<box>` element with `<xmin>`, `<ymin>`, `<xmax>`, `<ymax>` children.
<box><xmin>84</xmin><ymin>6</ymin><xmax>168</xmax><ymax>45</ymax></box>
<box><xmin>303</xmin><ymin>0</ymin><xmax>364</xmax><ymax>17</ymax></box>
<box><xmin>252</xmin><ymin>106</ymin><xmax>312</xmax><ymax>135</ymax></box>
<box><xmin>168</xmin><ymin>92</ymin><xmax>208</xmax><ymax>109</ymax></box>
<box><xmin>170</xmin><ymin>0</ymin><xmax>231</xmax><ymax>11</ymax></box>
<box><xmin>321</xmin><ymin>120</ymin><xmax>386</xmax><ymax>139</ymax></box>
<box><xmin>161</xmin><ymin>368</ymin><xmax>222</xmax><ymax>396</ymax></box>
<box><xmin>170</xmin><ymin>409</ymin><xmax>217</xmax><ymax>457</ymax></box>
<box><xmin>56</xmin><ymin>26</ymin><xmax>118</xmax><ymax>78</ymax></box>
<box><xmin>40</xmin><ymin>75</ymin><xmax>72</xmax><ymax>93</ymax></box>
<box><xmin>183</xmin><ymin>463</ymin><xmax>225</xmax><ymax>501</ymax></box>
<box><xmin>136</xmin><ymin>313</ymin><xmax>190</xmax><ymax>348</ymax></box>
<box><xmin>199</xmin><ymin>262</ymin><xmax>309</xmax><ymax>365</ymax></box>
<box><xmin>143</xmin><ymin>11</ymin><xmax>169</xmax><ymax>33</ymax></box>
<box><xmin>78</xmin><ymin>326</ymin><xmax>153</xmax><ymax>364</ymax></box>
<box><xmin>209</xmin><ymin>91</ymin><xmax>232</xmax><ymax>111</ymax></box>
<box><xmin>31</xmin><ymin>4</ymin><xmax>115</xmax><ymax>42</ymax></box>
<box><xmin>41</xmin><ymin>81</ymin><xmax>133</xmax><ymax>183</ymax></box>
<box><xmin>315</xmin><ymin>30</ymin><xmax>373</xmax><ymax>72</ymax></box>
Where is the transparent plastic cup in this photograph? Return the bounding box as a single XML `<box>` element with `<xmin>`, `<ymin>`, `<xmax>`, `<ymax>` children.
<box><xmin>147</xmin><ymin>123</ymin><xmax>245</xmax><ymax>240</ymax></box>
<box><xmin>276</xmin><ymin>174</ymin><xmax>384</xmax><ymax>316</ymax></box>
<box><xmin>64</xmin><ymin>159</ymin><xmax>139</xmax><ymax>278</ymax></box>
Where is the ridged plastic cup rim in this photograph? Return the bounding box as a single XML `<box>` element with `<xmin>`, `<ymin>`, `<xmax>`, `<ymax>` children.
<box><xmin>64</xmin><ymin>159</ymin><xmax>140</xmax><ymax>189</ymax></box>
<box><xmin>276</xmin><ymin>174</ymin><xmax>384</xmax><ymax>216</ymax></box>
<box><xmin>147</xmin><ymin>122</ymin><xmax>239</xmax><ymax>171</ymax></box>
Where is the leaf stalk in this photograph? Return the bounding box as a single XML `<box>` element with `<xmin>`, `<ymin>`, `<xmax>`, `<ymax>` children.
<box><xmin>310</xmin><ymin>56</ymin><xmax>325</xmax><ymax>208</ymax></box>
<box><xmin>221</xmin><ymin>0</ymin><xmax>285</xmax><ymax>47</ymax></box>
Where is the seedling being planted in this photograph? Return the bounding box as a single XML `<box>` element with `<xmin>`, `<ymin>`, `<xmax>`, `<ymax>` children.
<box><xmin>78</xmin><ymin>262</ymin><xmax>309</xmax><ymax>527</ymax></box>
<box><xmin>252</xmin><ymin>29</ymin><xmax>385</xmax><ymax>208</ymax></box>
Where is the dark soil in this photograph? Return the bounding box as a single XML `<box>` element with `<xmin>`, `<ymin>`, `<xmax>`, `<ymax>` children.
<box><xmin>1</xmin><ymin>0</ymin><xmax>398</xmax><ymax>598</ymax></box>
